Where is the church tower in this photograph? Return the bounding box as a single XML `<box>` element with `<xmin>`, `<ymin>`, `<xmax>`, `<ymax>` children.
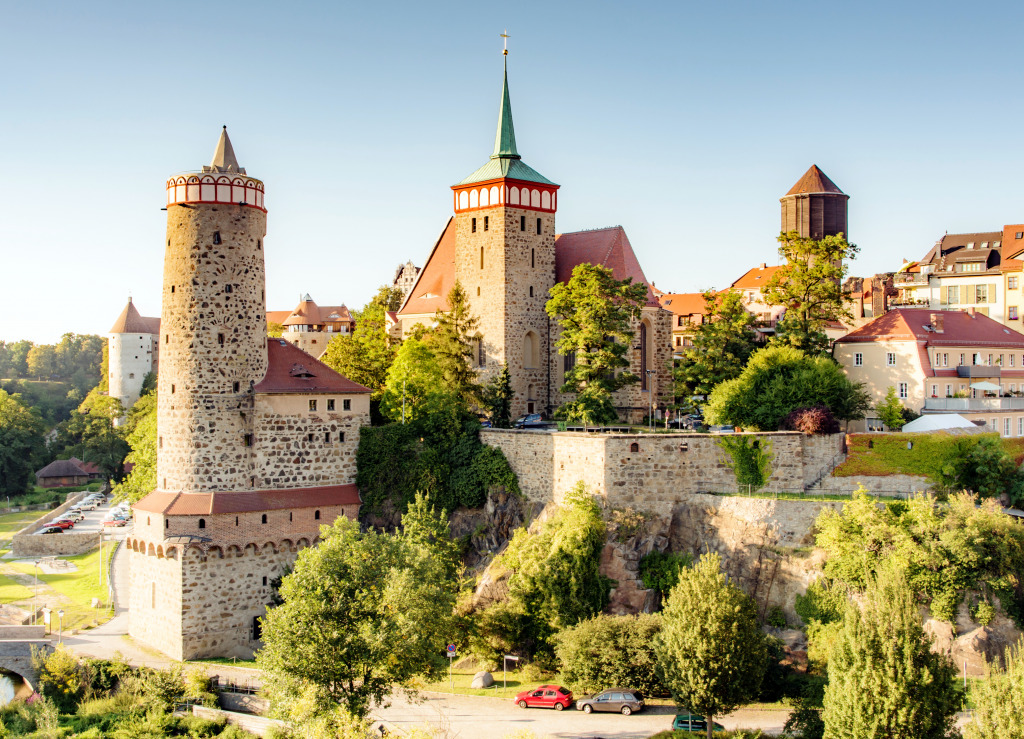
<box><xmin>452</xmin><ymin>56</ymin><xmax>559</xmax><ymax>417</ymax></box>
<box><xmin>780</xmin><ymin>165</ymin><xmax>849</xmax><ymax>240</ymax></box>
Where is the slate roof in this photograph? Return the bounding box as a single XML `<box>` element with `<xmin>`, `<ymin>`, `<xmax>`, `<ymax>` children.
<box><xmin>35</xmin><ymin>459</ymin><xmax>88</xmax><ymax>479</ymax></box>
<box><xmin>918</xmin><ymin>232</ymin><xmax>1003</xmax><ymax>273</ymax></box>
<box><xmin>109</xmin><ymin>299</ymin><xmax>160</xmax><ymax>334</ymax></box>
<box><xmin>133</xmin><ymin>484</ymin><xmax>361</xmax><ymax>515</ymax></box>
<box><xmin>785</xmin><ymin>165</ymin><xmax>846</xmax><ymax>196</ymax></box>
<box><xmin>254</xmin><ymin>340</ymin><xmax>371</xmax><ymax>395</ymax></box>
<box><xmin>836</xmin><ymin>308</ymin><xmax>1024</xmax><ymax>348</ymax></box>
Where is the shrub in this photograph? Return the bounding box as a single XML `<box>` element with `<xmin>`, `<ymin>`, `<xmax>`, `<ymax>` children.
<box><xmin>639</xmin><ymin>550</ymin><xmax>692</xmax><ymax>599</ymax></box>
<box><xmin>718</xmin><ymin>436</ymin><xmax>773</xmax><ymax>489</ymax></box>
<box><xmin>766</xmin><ymin>606</ymin><xmax>787</xmax><ymax>629</ymax></box>
<box><xmin>779</xmin><ymin>405</ymin><xmax>840</xmax><ymax>435</ymax></box>
<box><xmin>33</xmin><ymin>643</ymin><xmax>84</xmax><ymax>713</ymax></box>
<box><xmin>554</xmin><ymin>614</ymin><xmax>666</xmax><ymax>696</ymax></box>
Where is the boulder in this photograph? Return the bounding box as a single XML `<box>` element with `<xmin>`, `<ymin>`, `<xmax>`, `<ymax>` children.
<box><xmin>471</xmin><ymin>671</ymin><xmax>494</xmax><ymax>688</ymax></box>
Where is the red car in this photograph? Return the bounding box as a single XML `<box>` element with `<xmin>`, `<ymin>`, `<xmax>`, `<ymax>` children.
<box><xmin>48</xmin><ymin>520</ymin><xmax>74</xmax><ymax>530</ymax></box>
<box><xmin>102</xmin><ymin>518</ymin><xmax>128</xmax><ymax>527</ymax></box>
<box><xmin>513</xmin><ymin>684</ymin><xmax>573</xmax><ymax>711</ymax></box>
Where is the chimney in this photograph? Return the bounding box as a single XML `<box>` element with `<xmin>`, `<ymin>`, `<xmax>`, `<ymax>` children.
<box><xmin>759</xmin><ymin>263</ymin><xmax>767</xmax><ymax>269</ymax></box>
<box><xmin>969</xmin><ymin>307</ymin><xmax>977</xmax><ymax>318</ymax></box>
<box><xmin>930</xmin><ymin>313</ymin><xmax>944</xmax><ymax>333</ymax></box>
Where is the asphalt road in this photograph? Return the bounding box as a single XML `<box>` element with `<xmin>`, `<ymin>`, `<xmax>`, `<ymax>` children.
<box><xmin>372</xmin><ymin>691</ymin><xmax>792</xmax><ymax>738</ymax></box>
<box><xmin>34</xmin><ymin>496</ymin><xmax>131</xmax><ymax>536</ymax></box>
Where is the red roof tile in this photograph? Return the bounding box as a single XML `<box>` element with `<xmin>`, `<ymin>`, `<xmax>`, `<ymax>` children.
<box><xmin>731</xmin><ymin>264</ymin><xmax>782</xmax><ymax>289</ymax></box>
<box><xmin>254</xmin><ymin>340</ymin><xmax>371</xmax><ymax>394</ymax></box>
<box><xmin>1003</xmin><ymin>258</ymin><xmax>1023</xmax><ymax>272</ymax></box>
<box><xmin>785</xmin><ymin>165</ymin><xmax>846</xmax><ymax>196</ymax></box>
<box><xmin>554</xmin><ymin>226</ymin><xmax>660</xmax><ymax>307</ymax></box>
<box><xmin>659</xmin><ymin>292</ymin><xmax>710</xmax><ymax>317</ymax></box>
<box><xmin>133</xmin><ymin>484</ymin><xmax>361</xmax><ymax>515</ymax></box>
<box><xmin>398</xmin><ymin>218</ymin><xmax>458</xmax><ymax>316</ymax></box>
<box><xmin>109</xmin><ymin>299</ymin><xmax>160</xmax><ymax>334</ymax></box>
<box><xmin>69</xmin><ymin>457</ymin><xmax>101</xmax><ymax>475</ymax></box>
<box><xmin>266</xmin><ymin>310</ymin><xmax>292</xmax><ymax>325</ymax></box>
<box><xmin>836</xmin><ymin>308</ymin><xmax>1024</xmax><ymax>347</ymax></box>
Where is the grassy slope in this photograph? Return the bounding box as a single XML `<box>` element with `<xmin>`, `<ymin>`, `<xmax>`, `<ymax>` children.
<box><xmin>834</xmin><ymin>432</ymin><xmax>1024</xmax><ymax>478</ymax></box>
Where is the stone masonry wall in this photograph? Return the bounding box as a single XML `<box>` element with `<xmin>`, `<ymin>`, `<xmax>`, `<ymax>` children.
<box><xmin>157</xmin><ymin>202</ymin><xmax>267</xmax><ymax>493</ymax></box>
<box><xmin>455</xmin><ymin>206</ymin><xmax>556</xmax><ymax>418</ymax></box>
<box><xmin>128</xmin><ymin>547</ymin><xmax>184</xmax><ymax>660</ymax></box>
<box><xmin>11</xmin><ymin>493</ymin><xmax>98</xmax><ymax>557</ymax></box>
<box><xmin>253</xmin><ymin>402</ymin><xmax>363</xmax><ymax>489</ymax></box>
<box><xmin>815</xmin><ymin>473</ymin><xmax>933</xmax><ymax>496</ymax></box>
<box><xmin>483</xmin><ymin>429</ymin><xmax>844</xmax><ymax>517</ymax></box>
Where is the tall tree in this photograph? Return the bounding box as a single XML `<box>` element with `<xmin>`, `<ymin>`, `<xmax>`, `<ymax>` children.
<box><xmin>26</xmin><ymin>344</ymin><xmax>58</xmax><ymax>380</ymax></box>
<box><xmin>674</xmin><ymin>290</ymin><xmax>758</xmax><ymax>399</ymax></box>
<box><xmin>875</xmin><ymin>386</ymin><xmax>907</xmax><ymax>431</ymax></box>
<box><xmin>371</xmin><ymin>284</ymin><xmax>405</xmax><ymax>312</ymax></box>
<box><xmin>763</xmin><ymin>231</ymin><xmax>858</xmax><ymax>355</ymax></box>
<box><xmin>321</xmin><ymin>302</ymin><xmax>396</xmax><ymax>399</ymax></box>
<box><xmin>0</xmin><ymin>340</ymin><xmax>33</xmax><ymax>378</ymax></box>
<box><xmin>257</xmin><ymin>496</ymin><xmax>458</xmax><ymax>719</ymax></box>
<box><xmin>654</xmin><ymin>552</ymin><xmax>767</xmax><ymax>739</ymax></box>
<box><xmin>379</xmin><ymin>338</ymin><xmax>450</xmax><ymax>423</ymax></box>
<box><xmin>111</xmin><ymin>391</ymin><xmax>157</xmax><ymax>503</ymax></box>
<box><xmin>52</xmin><ymin>391</ymin><xmax>129</xmax><ymax>481</ymax></box>
<box><xmin>431</xmin><ymin>281</ymin><xmax>481</xmax><ymax>405</ymax></box>
<box><xmin>546</xmin><ymin>263</ymin><xmax>648</xmax><ymax>425</ymax></box>
<box><xmin>822</xmin><ymin>567</ymin><xmax>958</xmax><ymax>739</ymax></box>
<box><xmin>483</xmin><ymin>362</ymin><xmax>513</xmax><ymax>428</ymax></box>
<box><xmin>705</xmin><ymin>345</ymin><xmax>870</xmax><ymax>430</ymax></box>
<box><xmin>0</xmin><ymin>389</ymin><xmax>46</xmax><ymax>495</ymax></box>
<box><xmin>966</xmin><ymin>638</ymin><xmax>1024</xmax><ymax>739</ymax></box>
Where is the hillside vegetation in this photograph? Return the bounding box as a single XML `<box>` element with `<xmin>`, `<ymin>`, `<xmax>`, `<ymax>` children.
<box><xmin>836</xmin><ymin>432</ymin><xmax>1024</xmax><ymax>478</ymax></box>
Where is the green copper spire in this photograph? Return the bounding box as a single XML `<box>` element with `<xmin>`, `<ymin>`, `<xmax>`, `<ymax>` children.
<box><xmin>491</xmin><ymin>58</ymin><xmax>520</xmax><ymax>160</ymax></box>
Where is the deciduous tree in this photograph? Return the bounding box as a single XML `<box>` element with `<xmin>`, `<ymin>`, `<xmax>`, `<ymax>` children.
<box><xmin>875</xmin><ymin>386</ymin><xmax>907</xmax><ymax>431</ymax></box>
<box><xmin>379</xmin><ymin>338</ymin><xmax>450</xmax><ymax>423</ymax></box>
<box><xmin>257</xmin><ymin>495</ymin><xmax>459</xmax><ymax>719</ymax></box>
<box><xmin>371</xmin><ymin>284</ymin><xmax>405</xmax><ymax>312</ymax></box>
<box><xmin>966</xmin><ymin>638</ymin><xmax>1024</xmax><ymax>739</ymax></box>
<box><xmin>822</xmin><ymin>567</ymin><xmax>958</xmax><ymax>739</ymax></box>
<box><xmin>546</xmin><ymin>263</ymin><xmax>648</xmax><ymax>425</ymax></box>
<box><xmin>705</xmin><ymin>345</ymin><xmax>869</xmax><ymax>430</ymax></box>
<box><xmin>674</xmin><ymin>290</ymin><xmax>758</xmax><ymax>398</ymax></box>
<box><xmin>0</xmin><ymin>389</ymin><xmax>46</xmax><ymax>495</ymax></box>
<box><xmin>321</xmin><ymin>302</ymin><xmax>396</xmax><ymax>399</ymax></box>
<box><xmin>763</xmin><ymin>231</ymin><xmax>858</xmax><ymax>356</ymax></box>
<box><xmin>483</xmin><ymin>362</ymin><xmax>513</xmax><ymax>428</ymax></box>
<box><xmin>654</xmin><ymin>552</ymin><xmax>767</xmax><ymax>739</ymax></box>
<box><xmin>112</xmin><ymin>391</ymin><xmax>157</xmax><ymax>503</ymax></box>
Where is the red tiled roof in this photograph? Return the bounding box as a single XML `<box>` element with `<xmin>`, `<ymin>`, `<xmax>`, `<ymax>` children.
<box><xmin>281</xmin><ymin>300</ymin><xmax>354</xmax><ymax>327</ymax></box>
<box><xmin>731</xmin><ymin>264</ymin><xmax>782</xmax><ymax>290</ymax></box>
<box><xmin>1003</xmin><ymin>258</ymin><xmax>1023</xmax><ymax>272</ymax></box>
<box><xmin>35</xmin><ymin>459</ymin><xmax>88</xmax><ymax>478</ymax></box>
<box><xmin>266</xmin><ymin>310</ymin><xmax>292</xmax><ymax>325</ymax></box>
<box><xmin>399</xmin><ymin>218</ymin><xmax>457</xmax><ymax>316</ymax></box>
<box><xmin>836</xmin><ymin>308</ymin><xmax>1024</xmax><ymax>347</ymax></box>
<box><xmin>785</xmin><ymin>165</ymin><xmax>845</xmax><ymax>196</ymax></box>
<box><xmin>658</xmin><ymin>292</ymin><xmax>709</xmax><ymax>317</ymax></box>
<box><xmin>554</xmin><ymin>226</ymin><xmax>660</xmax><ymax>307</ymax></box>
<box><xmin>254</xmin><ymin>340</ymin><xmax>371</xmax><ymax>394</ymax></box>
<box><xmin>69</xmin><ymin>457</ymin><xmax>101</xmax><ymax>475</ymax></box>
<box><xmin>110</xmin><ymin>300</ymin><xmax>160</xmax><ymax>334</ymax></box>
<box><xmin>133</xmin><ymin>484</ymin><xmax>361</xmax><ymax>515</ymax></box>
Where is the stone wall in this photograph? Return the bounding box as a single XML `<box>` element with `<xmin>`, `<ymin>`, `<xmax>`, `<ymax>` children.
<box><xmin>128</xmin><ymin>547</ymin><xmax>184</xmax><ymax>660</ymax></box>
<box><xmin>483</xmin><ymin>429</ymin><xmax>844</xmax><ymax>517</ymax></box>
<box><xmin>814</xmin><ymin>473</ymin><xmax>933</xmax><ymax>496</ymax></box>
<box><xmin>11</xmin><ymin>493</ymin><xmax>99</xmax><ymax>558</ymax></box>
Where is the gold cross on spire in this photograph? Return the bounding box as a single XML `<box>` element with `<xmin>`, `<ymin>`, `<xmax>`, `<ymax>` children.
<box><xmin>501</xmin><ymin>30</ymin><xmax>510</xmax><ymax>55</ymax></box>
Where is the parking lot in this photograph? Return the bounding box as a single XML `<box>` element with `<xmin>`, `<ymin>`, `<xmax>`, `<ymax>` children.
<box><xmin>33</xmin><ymin>495</ymin><xmax>132</xmax><ymax>536</ymax></box>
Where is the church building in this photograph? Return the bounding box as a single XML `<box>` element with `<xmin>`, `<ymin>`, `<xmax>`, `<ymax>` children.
<box><xmin>397</xmin><ymin>58</ymin><xmax>672</xmax><ymax>421</ymax></box>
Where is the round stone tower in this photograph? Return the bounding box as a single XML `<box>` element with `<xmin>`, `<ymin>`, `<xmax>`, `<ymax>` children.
<box><xmin>157</xmin><ymin>127</ymin><xmax>268</xmax><ymax>493</ymax></box>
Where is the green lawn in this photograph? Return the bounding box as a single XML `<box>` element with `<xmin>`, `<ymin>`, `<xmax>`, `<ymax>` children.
<box><xmin>415</xmin><ymin>667</ymin><xmax>552</xmax><ymax>699</ymax></box>
<box><xmin>0</xmin><ymin>573</ymin><xmax>33</xmax><ymax>603</ymax></box>
<box><xmin>0</xmin><ymin>511</ymin><xmax>48</xmax><ymax>550</ymax></box>
<box><xmin>9</xmin><ymin>543</ymin><xmax>116</xmax><ymax>630</ymax></box>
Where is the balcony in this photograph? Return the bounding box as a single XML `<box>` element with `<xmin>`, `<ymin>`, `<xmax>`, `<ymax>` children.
<box><xmin>957</xmin><ymin>365</ymin><xmax>1001</xmax><ymax>378</ymax></box>
<box><xmin>894</xmin><ymin>273</ymin><xmax>929</xmax><ymax>287</ymax></box>
<box><xmin>924</xmin><ymin>397</ymin><xmax>1024</xmax><ymax>412</ymax></box>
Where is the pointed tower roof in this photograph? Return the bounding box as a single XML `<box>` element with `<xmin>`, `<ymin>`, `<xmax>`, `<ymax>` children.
<box><xmin>204</xmin><ymin>126</ymin><xmax>246</xmax><ymax>174</ymax></box>
<box><xmin>109</xmin><ymin>298</ymin><xmax>160</xmax><ymax>334</ymax></box>
<box><xmin>492</xmin><ymin>60</ymin><xmax>519</xmax><ymax>159</ymax></box>
<box><xmin>456</xmin><ymin>59</ymin><xmax>556</xmax><ymax>187</ymax></box>
<box><xmin>786</xmin><ymin>165</ymin><xmax>845</xmax><ymax>196</ymax></box>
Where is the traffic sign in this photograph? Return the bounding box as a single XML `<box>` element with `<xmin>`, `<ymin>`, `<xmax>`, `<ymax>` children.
<box><xmin>447</xmin><ymin>644</ymin><xmax>456</xmax><ymax>654</ymax></box>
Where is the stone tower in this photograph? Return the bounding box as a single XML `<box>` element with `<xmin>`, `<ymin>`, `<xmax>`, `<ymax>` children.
<box><xmin>107</xmin><ymin>298</ymin><xmax>159</xmax><ymax>424</ymax></box>
<box><xmin>157</xmin><ymin>127</ymin><xmax>267</xmax><ymax>493</ymax></box>
<box><xmin>451</xmin><ymin>57</ymin><xmax>559</xmax><ymax>417</ymax></box>
<box><xmin>780</xmin><ymin>165</ymin><xmax>849</xmax><ymax>240</ymax></box>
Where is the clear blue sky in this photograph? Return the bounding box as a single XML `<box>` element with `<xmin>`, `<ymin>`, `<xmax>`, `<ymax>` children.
<box><xmin>2</xmin><ymin>0</ymin><xmax>1022</xmax><ymax>344</ymax></box>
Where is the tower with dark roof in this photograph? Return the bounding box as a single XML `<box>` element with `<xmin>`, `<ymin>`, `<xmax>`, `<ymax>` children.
<box><xmin>780</xmin><ymin>165</ymin><xmax>849</xmax><ymax>241</ymax></box>
<box><xmin>107</xmin><ymin>298</ymin><xmax>160</xmax><ymax>422</ymax></box>
<box><xmin>129</xmin><ymin>130</ymin><xmax>370</xmax><ymax>661</ymax></box>
<box><xmin>450</xmin><ymin>57</ymin><xmax>560</xmax><ymax>415</ymax></box>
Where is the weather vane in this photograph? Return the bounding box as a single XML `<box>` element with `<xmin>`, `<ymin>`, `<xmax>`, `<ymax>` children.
<box><xmin>501</xmin><ymin>30</ymin><xmax>510</xmax><ymax>56</ymax></box>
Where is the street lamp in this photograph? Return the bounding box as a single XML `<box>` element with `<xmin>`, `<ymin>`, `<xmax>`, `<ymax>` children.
<box><xmin>32</xmin><ymin>560</ymin><xmax>39</xmax><ymax>625</ymax></box>
<box><xmin>57</xmin><ymin>610</ymin><xmax>64</xmax><ymax>643</ymax></box>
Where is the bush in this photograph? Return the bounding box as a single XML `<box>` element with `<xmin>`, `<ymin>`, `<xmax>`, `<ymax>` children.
<box><xmin>779</xmin><ymin>405</ymin><xmax>839</xmax><ymax>435</ymax></box>
<box><xmin>718</xmin><ymin>436</ymin><xmax>773</xmax><ymax>489</ymax></box>
<box><xmin>639</xmin><ymin>551</ymin><xmax>692</xmax><ymax>599</ymax></box>
<box><xmin>33</xmin><ymin>643</ymin><xmax>84</xmax><ymax>712</ymax></box>
<box><xmin>766</xmin><ymin>606</ymin><xmax>787</xmax><ymax>629</ymax></box>
<box><xmin>554</xmin><ymin>614</ymin><xmax>666</xmax><ymax>696</ymax></box>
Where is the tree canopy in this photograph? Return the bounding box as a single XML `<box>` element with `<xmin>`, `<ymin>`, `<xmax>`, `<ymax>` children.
<box><xmin>378</xmin><ymin>337</ymin><xmax>450</xmax><ymax>424</ymax></box>
<box><xmin>483</xmin><ymin>362</ymin><xmax>513</xmax><ymax>428</ymax></box>
<box><xmin>430</xmin><ymin>281</ymin><xmax>482</xmax><ymax>406</ymax></box>
<box><xmin>822</xmin><ymin>567</ymin><xmax>958</xmax><ymax>739</ymax></box>
<box><xmin>763</xmin><ymin>231</ymin><xmax>858</xmax><ymax>356</ymax></box>
<box><xmin>257</xmin><ymin>495</ymin><xmax>459</xmax><ymax>719</ymax></box>
<box><xmin>321</xmin><ymin>301</ymin><xmax>396</xmax><ymax>401</ymax></box>
<box><xmin>966</xmin><ymin>637</ymin><xmax>1024</xmax><ymax>739</ymax></box>
<box><xmin>546</xmin><ymin>263</ymin><xmax>648</xmax><ymax>425</ymax></box>
<box><xmin>705</xmin><ymin>345</ymin><xmax>870</xmax><ymax>430</ymax></box>
<box><xmin>0</xmin><ymin>389</ymin><xmax>46</xmax><ymax>495</ymax></box>
<box><xmin>674</xmin><ymin>290</ymin><xmax>758</xmax><ymax>399</ymax></box>
<box><xmin>49</xmin><ymin>390</ymin><xmax>129</xmax><ymax>481</ymax></box>
<box><xmin>112</xmin><ymin>391</ymin><xmax>157</xmax><ymax>504</ymax></box>
<box><xmin>875</xmin><ymin>386</ymin><xmax>907</xmax><ymax>431</ymax></box>
<box><xmin>654</xmin><ymin>552</ymin><xmax>767</xmax><ymax>739</ymax></box>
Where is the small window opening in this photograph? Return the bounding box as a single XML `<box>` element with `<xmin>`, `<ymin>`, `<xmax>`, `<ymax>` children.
<box><xmin>257</xmin><ymin>239</ymin><xmax>262</xmax><ymax>250</ymax></box>
<box><xmin>520</xmin><ymin>216</ymin><xmax>526</xmax><ymax>231</ymax></box>
<box><xmin>339</xmin><ymin>431</ymin><xmax>345</xmax><ymax>442</ymax></box>
<box><xmin>213</xmin><ymin>231</ymin><xmax>221</xmax><ymax>244</ymax></box>
<box><xmin>472</xmin><ymin>218</ymin><xmax>477</xmax><ymax>233</ymax></box>
<box><xmin>261</xmin><ymin>514</ymin><xmax>267</xmax><ymax>524</ymax></box>
<box><xmin>289</xmin><ymin>512</ymin><xmax>293</xmax><ymax>521</ymax></box>
<box><xmin>531</xmin><ymin>248</ymin><xmax>535</xmax><ymax>268</ymax></box>
<box><xmin>262</xmin><ymin>576</ymin><xmax>268</xmax><ymax>586</ymax></box>
<box><xmin>536</xmin><ymin>218</ymin><xmax>541</xmax><ymax>234</ymax></box>
<box><xmin>343</xmin><ymin>399</ymin><xmax>351</xmax><ymax>411</ymax></box>
<box><xmin>217</xmin><ymin>333</ymin><xmax>225</xmax><ymax>345</ymax></box>
<box><xmin>309</xmin><ymin>399</ymin><xmax>317</xmax><ymax>411</ymax></box>
<box><xmin>171</xmin><ymin>285</ymin><xmax>175</xmax><ymax>293</ymax></box>
<box><xmin>529</xmin><ymin>286</ymin><xmax>534</xmax><ymax>297</ymax></box>
<box><xmin>252</xmin><ymin>616</ymin><xmax>261</xmax><ymax>641</ymax></box>
<box><xmin>163</xmin><ymin>477</ymin><xmax>167</xmax><ymax>488</ymax></box>
<box><xmin>235</xmin><ymin>516</ymin><xmax>239</xmax><ymax>526</ymax></box>
<box><xmin>243</xmin><ymin>434</ymin><xmax>253</xmax><ymax>447</ymax></box>
<box><xmin>477</xmin><ymin>286</ymin><xmax>481</xmax><ymax>296</ymax></box>
<box><xmin>233</xmin><ymin>381</ymin><xmax>240</xmax><ymax>392</ymax></box>
<box><xmin>680</xmin><ymin>443</ymin><xmax>689</xmax><ymax>452</ymax></box>
<box><xmin>198</xmin><ymin>519</ymin><xmax>205</xmax><ymax>529</ymax></box>
<box><xmin>315</xmin><ymin>510</ymin><xmax>321</xmax><ymax>520</ymax></box>
<box><xmin>146</xmin><ymin>517</ymin><xmax>150</xmax><ymax>525</ymax></box>
<box><xmin>327</xmin><ymin>399</ymin><xmax>335</xmax><ymax>411</ymax></box>
<box><xmin>325</xmin><ymin>432</ymin><xmax>331</xmax><ymax>443</ymax></box>
<box><xmin>480</xmin><ymin>246</ymin><xmax>484</xmax><ymax>269</ymax></box>
<box><xmin>484</xmin><ymin>216</ymin><xmax>489</xmax><ymax>231</ymax></box>
<box><xmin>165</xmin><ymin>519</ymin><xmax>169</xmax><ymax>529</ymax></box>
<box><xmin>165</xmin><ymin>334</ymin><xmax>169</xmax><ymax>344</ymax></box>
<box><xmin>307</xmin><ymin>433</ymin><xmax>314</xmax><ymax>442</ymax></box>
<box><xmin>171</xmin><ymin>384</ymin><xmax>175</xmax><ymax>394</ymax></box>
<box><xmin>158</xmin><ymin>436</ymin><xmax>163</xmax><ymax>449</ymax></box>
<box><xmin>225</xmin><ymin>284</ymin><xmax>233</xmax><ymax>293</ymax></box>
<box><xmin>630</xmin><ymin>443</ymin><xmax>639</xmax><ymax>453</ymax></box>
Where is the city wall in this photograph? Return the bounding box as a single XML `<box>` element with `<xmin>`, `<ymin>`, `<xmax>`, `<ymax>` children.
<box><xmin>11</xmin><ymin>493</ymin><xmax>99</xmax><ymax>558</ymax></box>
<box><xmin>481</xmin><ymin>429</ymin><xmax>845</xmax><ymax>517</ymax></box>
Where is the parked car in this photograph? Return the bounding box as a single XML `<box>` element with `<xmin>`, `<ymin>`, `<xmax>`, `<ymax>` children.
<box><xmin>54</xmin><ymin>519</ymin><xmax>76</xmax><ymax>528</ymax></box>
<box><xmin>672</xmin><ymin>713</ymin><xmax>725</xmax><ymax>732</ymax></box>
<box><xmin>48</xmin><ymin>520</ymin><xmax>74</xmax><ymax>530</ymax></box>
<box><xmin>513</xmin><ymin>684</ymin><xmax>573</xmax><ymax>710</ymax></box>
<box><xmin>513</xmin><ymin>413</ymin><xmax>548</xmax><ymax>429</ymax></box>
<box><xmin>576</xmin><ymin>688</ymin><xmax>644</xmax><ymax>715</ymax></box>
<box><xmin>74</xmin><ymin>503</ymin><xmax>97</xmax><ymax>511</ymax></box>
<box><xmin>102</xmin><ymin>518</ymin><xmax>128</xmax><ymax>527</ymax></box>
<box><xmin>709</xmin><ymin>425</ymin><xmax>735</xmax><ymax>434</ymax></box>
<box><xmin>40</xmin><ymin>527</ymin><xmax>63</xmax><ymax>535</ymax></box>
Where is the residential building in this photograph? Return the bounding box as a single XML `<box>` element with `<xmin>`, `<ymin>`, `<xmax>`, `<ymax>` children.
<box><xmin>834</xmin><ymin>308</ymin><xmax>1024</xmax><ymax>434</ymax></box>
<box><xmin>395</xmin><ymin>57</ymin><xmax>672</xmax><ymax>420</ymax></box>
<box><xmin>274</xmin><ymin>295</ymin><xmax>355</xmax><ymax>358</ymax></box>
<box><xmin>657</xmin><ymin>292</ymin><xmax>709</xmax><ymax>353</ymax></box>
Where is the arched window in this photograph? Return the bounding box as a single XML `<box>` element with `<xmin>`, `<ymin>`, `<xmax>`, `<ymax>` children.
<box><xmin>640</xmin><ymin>322</ymin><xmax>649</xmax><ymax>390</ymax></box>
<box><xmin>198</xmin><ymin>519</ymin><xmax>205</xmax><ymax>529</ymax></box>
<box><xmin>510</xmin><ymin>186</ymin><xmax>520</xmax><ymax>205</ymax></box>
<box><xmin>469</xmin><ymin>189</ymin><xmax>479</xmax><ymax>208</ymax></box>
<box><xmin>480</xmin><ymin>187</ymin><xmax>489</xmax><ymax>207</ymax></box>
<box><xmin>315</xmin><ymin>510</ymin><xmax>321</xmax><ymax>520</ymax></box>
<box><xmin>459</xmin><ymin>191</ymin><xmax>469</xmax><ymax>209</ymax></box>
<box><xmin>261</xmin><ymin>514</ymin><xmax>268</xmax><ymax>524</ymax></box>
<box><xmin>523</xmin><ymin>331</ymin><xmax>539</xmax><ymax>369</ymax></box>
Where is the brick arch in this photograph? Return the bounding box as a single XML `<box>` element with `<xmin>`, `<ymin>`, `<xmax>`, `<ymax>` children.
<box><xmin>296</xmin><ymin>537</ymin><xmax>311</xmax><ymax>548</ymax></box>
<box><xmin>279</xmin><ymin>538</ymin><xmax>294</xmax><ymax>552</ymax></box>
<box><xmin>226</xmin><ymin>544</ymin><xmax>243</xmax><ymax>557</ymax></box>
<box><xmin>261</xmin><ymin>542</ymin><xmax>278</xmax><ymax>554</ymax></box>
<box><xmin>147</xmin><ymin>543</ymin><xmax>156</xmax><ymax>557</ymax></box>
<box><xmin>207</xmin><ymin>545</ymin><xmax>224</xmax><ymax>559</ymax></box>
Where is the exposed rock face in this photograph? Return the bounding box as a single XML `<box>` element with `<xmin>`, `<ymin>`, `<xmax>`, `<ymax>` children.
<box><xmin>450</xmin><ymin>488</ymin><xmax>535</xmax><ymax>569</ymax></box>
<box><xmin>924</xmin><ymin>602</ymin><xmax>1023</xmax><ymax>677</ymax></box>
<box><xmin>602</xmin><ymin>532</ymin><xmax>667</xmax><ymax>616</ymax></box>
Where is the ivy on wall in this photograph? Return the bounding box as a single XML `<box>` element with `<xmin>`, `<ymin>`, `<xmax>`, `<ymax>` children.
<box><xmin>718</xmin><ymin>435</ymin><xmax>773</xmax><ymax>490</ymax></box>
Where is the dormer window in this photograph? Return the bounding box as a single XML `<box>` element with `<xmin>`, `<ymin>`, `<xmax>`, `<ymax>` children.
<box><xmin>290</xmin><ymin>364</ymin><xmax>315</xmax><ymax>378</ymax></box>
